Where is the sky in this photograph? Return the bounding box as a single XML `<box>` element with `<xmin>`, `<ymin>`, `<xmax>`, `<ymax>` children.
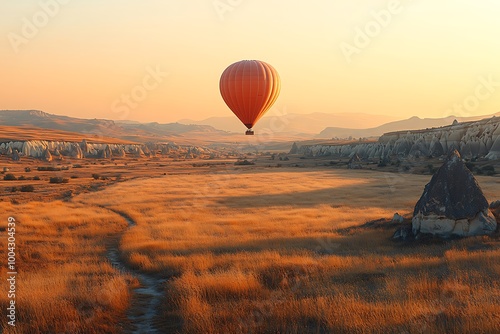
<box><xmin>1</xmin><ymin>0</ymin><xmax>500</xmax><ymax>124</ymax></box>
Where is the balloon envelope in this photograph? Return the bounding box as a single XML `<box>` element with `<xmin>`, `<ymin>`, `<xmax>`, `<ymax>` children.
<box><xmin>219</xmin><ymin>60</ymin><xmax>280</xmax><ymax>130</ymax></box>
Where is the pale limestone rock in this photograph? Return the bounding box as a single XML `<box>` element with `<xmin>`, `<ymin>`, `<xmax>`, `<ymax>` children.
<box><xmin>42</xmin><ymin>148</ymin><xmax>52</xmax><ymax>162</ymax></box>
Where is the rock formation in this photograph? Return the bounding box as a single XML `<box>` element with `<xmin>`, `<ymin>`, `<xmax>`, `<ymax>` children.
<box><xmin>12</xmin><ymin>149</ymin><xmax>20</xmax><ymax>161</ymax></box>
<box><xmin>298</xmin><ymin>116</ymin><xmax>500</xmax><ymax>160</ymax></box>
<box><xmin>117</xmin><ymin>148</ymin><xmax>126</xmax><ymax>158</ymax></box>
<box><xmin>486</xmin><ymin>133</ymin><xmax>500</xmax><ymax>160</ymax></box>
<box><xmin>0</xmin><ymin>140</ymin><xmax>218</xmax><ymax>160</ymax></box>
<box><xmin>161</xmin><ymin>146</ymin><xmax>170</xmax><ymax>155</ymax></box>
<box><xmin>71</xmin><ymin>143</ymin><xmax>84</xmax><ymax>159</ymax></box>
<box><xmin>42</xmin><ymin>148</ymin><xmax>53</xmax><ymax>162</ymax></box>
<box><xmin>80</xmin><ymin>139</ymin><xmax>89</xmax><ymax>157</ymax></box>
<box><xmin>134</xmin><ymin>146</ymin><xmax>145</xmax><ymax>158</ymax></box>
<box><xmin>101</xmin><ymin>145</ymin><xmax>112</xmax><ymax>159</ymax></box>
<box><xmin>107</xmin><ymin>145</ymin><xmax>114</xmax><ymax>158</ymax></box>
<box><xmin>142</xmin><ymin>146</ymin><xmax>151</xmax><ymax>157</ymax></box>
<box><xmin>392</xmin><ymin>213</ymin><xmax>404</xmax><ymax>224</ymax></box>
<box><xmin>347</xmin><ymin>154</ymin><xmax>362</xmax><ymax>169</ymax></box>
<box><xmin>412</xmin><ymin>150</ymin><xmax>497</xmax><ymax>237</ymax></box>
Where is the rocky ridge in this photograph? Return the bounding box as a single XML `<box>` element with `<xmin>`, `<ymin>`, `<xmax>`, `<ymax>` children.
<box><xmin>411</xmin><ymin>150</ymin><xmax>497</xmax><ymax>237</ymax></box>
<box><xmin>0</xmin><ymin>140</ymin><xmax>221</xmax><ymax>160</ymax></box>
<box><xmin>296</xmin><ymin>116</ymin><xmax>500</xmax><ymax>160</ymax></box>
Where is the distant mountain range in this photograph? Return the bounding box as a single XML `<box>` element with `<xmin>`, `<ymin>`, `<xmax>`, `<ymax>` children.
<box><xmin>179</xmin><ymin>112</ymin><xmax>399</xmax><ymax>134</ymax></box>
<box><xmin>1</xmin><ymin>110</ymin><xmax>499</xmax><ymax>146</ymax></box>
<box><xmin>0</xmin><ymin>110</ymin><xmax>229</xmax><ymax>143</ymax></box>
<box><xmin>0</xmin><ymin>110</ymin><xmax>119</xmax><ymax>133</ymax></box>
<box><xmin>317</xmin><ymin>113</ymin><xmax>500</xmax><ymax>139</ymax></box>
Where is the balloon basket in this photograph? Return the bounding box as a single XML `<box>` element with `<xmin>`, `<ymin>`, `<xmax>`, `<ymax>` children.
<box><xmin>245</xmin><ymin>130</ymin><xmax>255</xmax><ymax>135</ymax></box>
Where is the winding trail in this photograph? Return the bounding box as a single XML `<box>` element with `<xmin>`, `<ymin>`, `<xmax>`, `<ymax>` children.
<box><xmin>103</xmin><ymin>208</ymin><xmax>169</xmax><ymax>334</ymax></box>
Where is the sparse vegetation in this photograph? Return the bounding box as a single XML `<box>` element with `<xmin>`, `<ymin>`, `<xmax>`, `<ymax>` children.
<box><xmin>0</xmin><ymin>202</ymin><xmax>131</xmax><ymax>333</ymax></box>
<box><xmin>426</xmin><ymin>163</ymin><xmax>436</xmax><ymax>174</ymax></box>
<box><xmin>49</xmin><ymin>177</ymin><xmax>69</xmax><ymax>184</ymax></box>
<box><xmin>481</xmin><ymin>165</ymin><xmax>496</xmax><ymax>176</ymax></box>
<box><xmin>77</xmin><ymin>169</ymin><xmax>500</xmax><ymax>333</ymax></box>
<box><xmin>3</xmin><ymin>173</ymin><xmax>16</xmax><ymax>181</ymax></box>
<box><xmin>37</xmin><ymin>166</ymin><xmax>61</xmax><ymax>171</ymax></box>
<box><xmin>234</xmin><ymin>159</ymin><xmax>255</xmax><ymax>166</ymax></box>
<box><xmin>20</xmin><ymin>185</ymin><xmax>35</xmax><ymax>192</ymax></box>
<box><xmin>1</xmin><ymin>158</ymin><xmax>498</xmax><ymax>333</ymax></box>
<box><xmin>466</xmin><ymin>163</ymin><xmax>496</xmax><ymax>176</ymax></box>
<box><xmin>377</xmin><ymin>160</ymin><xmax>387</xmax><ymax>167</ymax></box>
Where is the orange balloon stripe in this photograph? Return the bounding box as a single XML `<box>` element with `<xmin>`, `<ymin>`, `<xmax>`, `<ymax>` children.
<box><xmin>221</xmin><ymin>64</ymin><xmax>239</xmax><ymax>120</ymax></box>
<box><xmin>254</xmin><ymin>62</ymin><xmax>280</xmax><ymax>126</ymax></box>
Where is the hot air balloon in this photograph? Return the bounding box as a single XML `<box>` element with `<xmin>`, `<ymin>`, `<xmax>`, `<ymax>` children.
<box><xmin>219</xmin><ymin>60</ymin><xmax>280</xmax><ymax>135</ymax></box>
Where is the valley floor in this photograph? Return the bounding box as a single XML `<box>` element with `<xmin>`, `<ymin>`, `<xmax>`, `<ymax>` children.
<box><xmin>0</xmin><ymin>156</ymin><xmax>499</xmax><ymax>333</ymax></box>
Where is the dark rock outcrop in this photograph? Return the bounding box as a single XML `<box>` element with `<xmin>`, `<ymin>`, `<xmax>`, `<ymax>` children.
<box><xmin>12</xmin><ymin>149</ymin><xmax>20</xmax><ymax>161</ymax></box>
<box><xmin>412</xmin><ymin>150</ymin><xmax>497</xmax><ymax>237</ymax></box>
<box><xmin>347</xmin><ymin>154</ymin><xmax>362</xmax><ymax>169</ymax></box>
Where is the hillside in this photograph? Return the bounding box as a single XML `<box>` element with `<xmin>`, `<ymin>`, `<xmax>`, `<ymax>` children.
<box><xmin>318</xmin><ymin>113</ymin><xmax>500</xmax><ymax>139</ymax></box>
<box><xmin>179</xmin><ymin>112</ymin><xmax>399</xmax><ymax>134</ymax></box>
<box><xmin>0</xmin><ymin>110</ymin><xmax>119</xmax><ymax>133</ymax></box>
<box><xmin>0</xmin><ymin>110</ymin><xmax>229</xmax><ymax>144</ymax></box>
<box><xmin>0</xmin><ymin>125</ymin><xmax>136</xmax><ymax>144</ymax></box>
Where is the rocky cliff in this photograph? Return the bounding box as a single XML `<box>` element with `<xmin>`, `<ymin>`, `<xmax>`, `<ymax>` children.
<box><xmin>0</xmin><ymin>139</ymin><xmax>222</xmax><ymax>160</ymax></box>
<box><xmin>296</xmin><ymin>116</ymin><xmax>500</xmax><ymax>161</ymax></box>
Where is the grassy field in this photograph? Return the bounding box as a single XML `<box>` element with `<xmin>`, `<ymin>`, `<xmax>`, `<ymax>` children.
<box><xmin>0</xmin><ymin>201</ymin><xmax>134</xmax><ymax>333</ymax></box>
<box><xmin>1</xmin><ymin>155</ymin><xmax>499</xmax><ymax>333</ymax></box>
<box><xmin>70</xmin><ymin>166</ymin><xmax>499</xmax><ymax>333</ymax></box>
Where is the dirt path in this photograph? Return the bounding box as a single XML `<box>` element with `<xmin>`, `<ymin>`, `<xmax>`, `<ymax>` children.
<box><xmin>103</xmin><ymin>209</ymin><xmax>169</xmax><ymax>334</ymax></box>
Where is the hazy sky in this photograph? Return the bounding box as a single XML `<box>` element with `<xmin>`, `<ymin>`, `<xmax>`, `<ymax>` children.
<box><xmin>1</xmin><ymin>0</ymin><xmax>500</xmax><ymax>124</ymax></box>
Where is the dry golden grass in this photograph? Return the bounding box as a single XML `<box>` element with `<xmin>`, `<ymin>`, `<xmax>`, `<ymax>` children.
<box><xmin>0</xmin><ymin>155</ymin><xmax>238</xmax><ymax>204</ymax></box>
<box><xmin>0</xmin><ymin>201</ymin><xmax>132</xmax><ymax>333</ymax></box>
<box><xmin>75</xmin><ymin>167</ymin><xmax>500</xmax><ymax>333</ymax></box>
<box><xmin>1</xmin><ymin>162</ymin><xmax>498</xmax><ymax>333</ymax></box>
